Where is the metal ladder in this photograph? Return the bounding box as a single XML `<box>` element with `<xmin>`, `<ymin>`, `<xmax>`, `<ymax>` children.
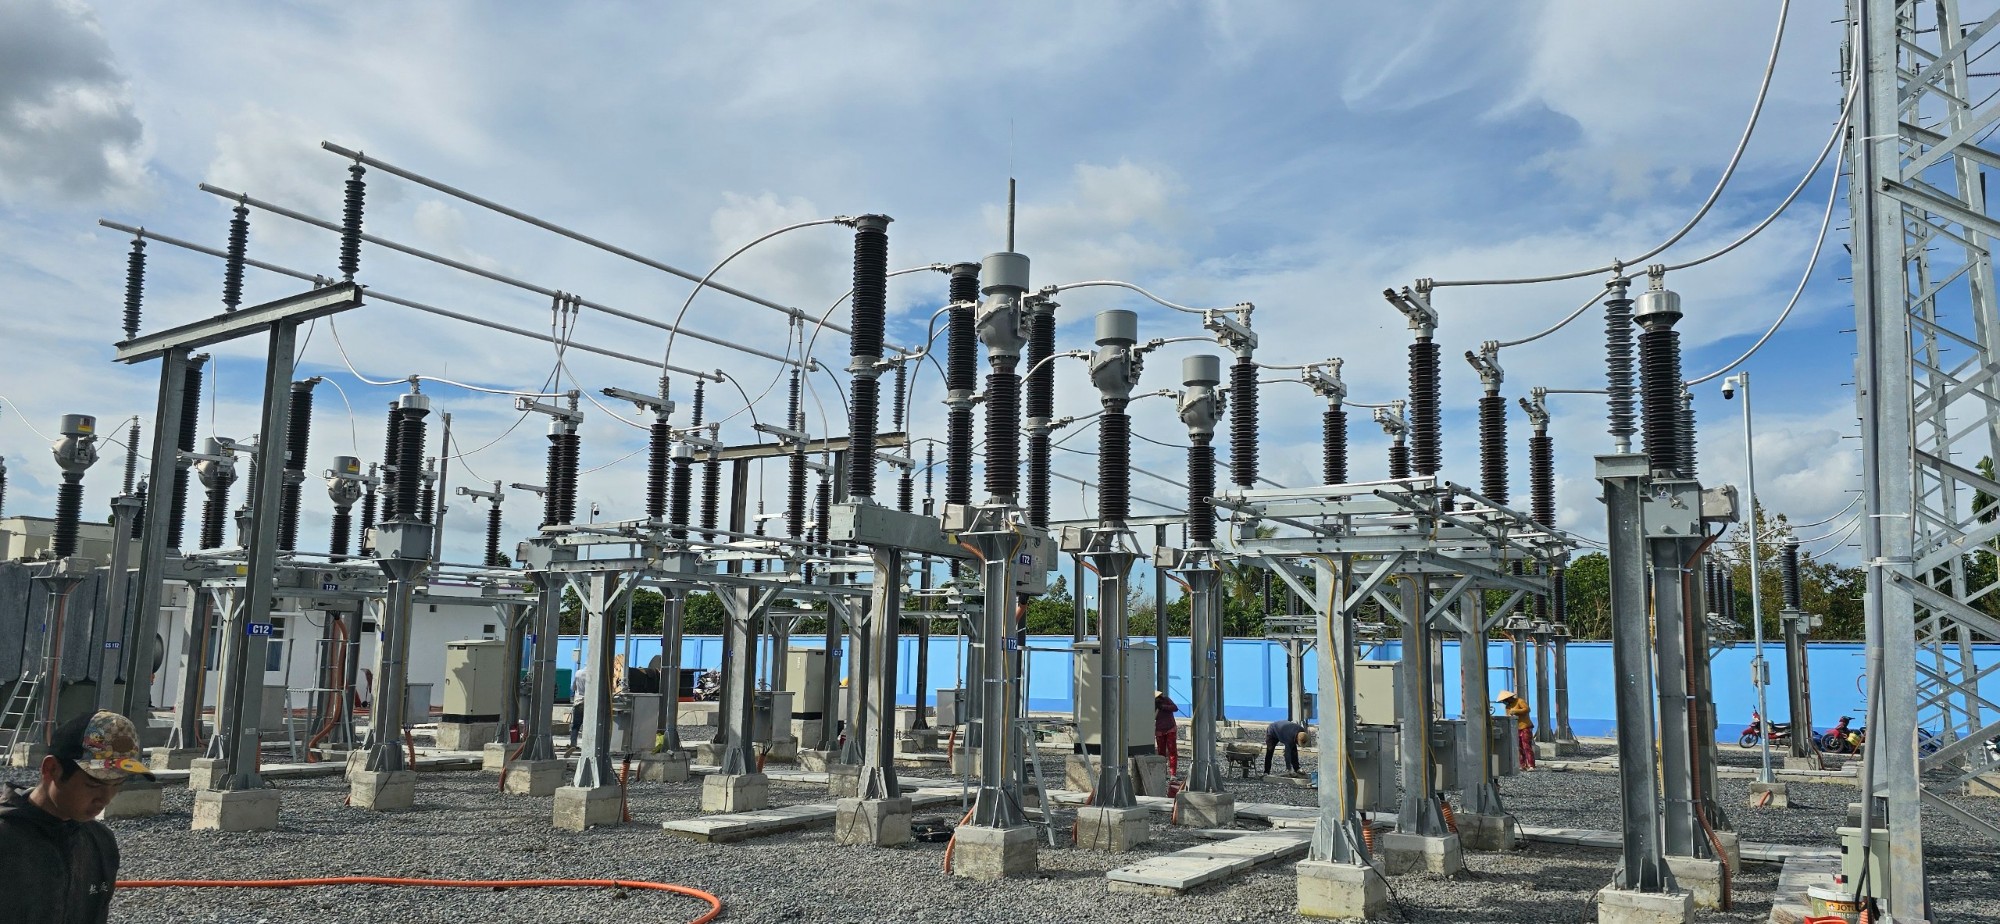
<box><xmin>1017</xmin><ymin>718</ymin><xmax>1061</xmax><ymax>847</ymax></box>
<box><xmin>1</xmin><ymin>674</ymin><xmax>46</xmax><ymax>751</ymax></box>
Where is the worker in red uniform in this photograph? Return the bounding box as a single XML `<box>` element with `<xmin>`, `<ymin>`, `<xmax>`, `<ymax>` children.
<box><xmin>1153</xmin><ymin>690</ymin><xmax>1179</xmax><ymax>777</ymax></box>
<box><xmin>1497</xmin><ymin>690</ymin><xmax>1536</xmax><ymax>770</ymax></box>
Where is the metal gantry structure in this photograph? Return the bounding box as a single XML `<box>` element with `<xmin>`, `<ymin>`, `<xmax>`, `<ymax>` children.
<box><xmin>1848</xmin><ymin>1</ymin><xmax>2000</xmax><ymax>918</ymax></box>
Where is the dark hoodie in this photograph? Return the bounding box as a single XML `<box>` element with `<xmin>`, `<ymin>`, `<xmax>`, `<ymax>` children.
<box><xmin>0</xmin><ymin>783</ymin><xmax>120</xmax><ymax>924</ymax></box>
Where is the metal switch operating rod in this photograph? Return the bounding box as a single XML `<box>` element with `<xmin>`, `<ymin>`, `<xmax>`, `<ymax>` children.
<box><xmin>98</xmin><ymin>220</ymin><xmax>718</xmax><ymax>382</ymax></box>
<box><xmin>198</xmin><ymin>184</ymin><xmax>810</xmax><ymax>371</ymax></box>
<box><xmin>319</xmin><ymin>142</ymin><xmax>914</xmax><ymax>357</ymax></box>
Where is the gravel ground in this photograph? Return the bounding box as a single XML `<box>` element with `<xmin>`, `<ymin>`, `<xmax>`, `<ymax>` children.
<box><xmin>3</xmin><ymin>729</ymin><xmax>1991</xmax><ymax>923</ymax></box>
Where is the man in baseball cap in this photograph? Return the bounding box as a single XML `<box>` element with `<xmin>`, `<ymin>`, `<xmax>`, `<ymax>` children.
<box><xmin>1</xmin><ymin>711</ymin><xmax>154</xmax><ymax>922</ymax></box>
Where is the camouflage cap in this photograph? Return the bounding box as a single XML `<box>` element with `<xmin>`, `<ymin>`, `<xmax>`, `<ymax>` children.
<box><xmin>52</xmin><ymin>711</ymin><xmax>154</xmax><ymax>782</ymax></box>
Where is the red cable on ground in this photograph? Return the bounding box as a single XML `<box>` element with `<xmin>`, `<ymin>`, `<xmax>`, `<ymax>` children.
<box><xmin>116</xmin><ymin>876</ymin><xmax>722</xmax><ymax>924</ymax></box>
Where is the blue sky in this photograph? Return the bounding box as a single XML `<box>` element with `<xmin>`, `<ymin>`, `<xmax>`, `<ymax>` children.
<box><xmin>0</xmin><ymin>1</ymin><xmax>1866</xmax><ymax>577</ymax></box>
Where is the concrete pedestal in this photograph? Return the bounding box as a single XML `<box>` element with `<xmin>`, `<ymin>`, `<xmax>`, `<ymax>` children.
<box><xmin>898</xmin><ymin>728</ymin><xmax>940</xmax><ymax>754</ymax></box>
<box><xmin>1783</xmin><ymin>753</ymin><xmax>1826</xmax><ymax>772</ymax></box>
<box><xmin>8</xmin><ymin>742</ymin><xmax>46</xmax><ymax>768</ymax></box>
<box><xmin>436</xmin><ymin>721</ymin><xmax>495</xmax><ymax>751</ymax></box>
<box><xmin>834</xmin><ymin>795</ymin><xmax>913</xmax><ymax>847</ymax></box>
<box><xmin>102</xmin><ymin>778</ymin><xmax>163</xmax><ymax>818</ymax></box>
<box><xmin>798</xmin><ymin>749</ymin><xmax>834</xmax><ymax>772</ymax></box>
<box><xmin>502</xmin><ymin>758</ymin><xmax>564</xmax><ymax>797</ymax></box>
<box><xmin>1215</xmin><ymin>724</ymin><xmax>1244</xmax><ymax>741</ymax></box>
<box><xmin>147</xmin><ymin>747</ymin><xmax>200</xmax><ymax>772</ymax></box>
<box><xmin>1174</xmin><ymin>790</ymin><xmax>1236</xmax><ymax>827</ymax></box>
<box><xmin>1664</xmin><ymin>856</ymin><xmax>1724</xmax><ymax>910</ymax></box>
<box><xmin>553</xmin><ymin>785</ymin><xmax>623</xmax><ymax>831</ymax></box>
<box><xmin>1380</xmin><ymin>831</ymin><xmax>1464</xmax><ymax>876</ymax></box>
<box><xmin>826</xmin><ymin>762</ymin><xmax>861</xmax><ymax>798</ymax></box>
<box><xmin>701</xmin><ymin>772</ymin><xmax>769</xmax><ymax>812</ymax></box>
<box><xmin>349</xmin><ymin>769</ymin><xmax>416</xmax><ymax>811</ymax></box>
<box><xmin>1748</xmin><ymin>780</ymin><xmax>1789</xmax><ymax>809</ymax></box>
<box><xmin>1536</xmin><ymin>740</ymin><xmax>1575</xmax><ymax>759</ymax></box>
<box><xmin>481</xmin><ymin>742</ymin><xmax>511</xmax><ymax>773</ymax></box>
<box><xmin>639</xmin><ymin>751</ymin><xmax>691</xmax><ymax>783</ymax></box>
<box><xmin>1297</xmin><ymin>859</ymin><xmax>1389</xmax><ymax>920</ymax></box>
<box><xmin>1962</xmin><ymin>770</ymin><xmax>2000</xmax><ymax>797</ymax></box>
<box><xmin>187</xmin><ymin>757</ymin><xmax>232</xmax><ymax>793</ymax></box>
<box><xmin>951</xmin><ymin>746</ymin><xmax>979</xmax><ymax>776</ymax></box>
<box><xmin>951</xmin><ymin>824</ymin><xmax>1038</xmax><ymax>880</ymax></box>
<box><xmin>693</xmin><ymin>742</ymin><xmax>725</xmax><ymax>765</ymax></box>
<box><xmin>1456</xmin><ymin>812</ymin><xmax>1519</xmax><ymax>851</ymax></box>
<box><xmin>1712</xmin><ymin>831</ymin><xmax>1741</xmax><ymax>876</ymax></box>
<box><xmin>792</xmin><ymin>721</ymin><xmax>825</xmax><ymax>751</ymax></box>
<box><xmin>1074</xmin><ymin>804</ymin><xmax>1151</xmax><ymax>852</ymax></box>
<box><xmin>191</xmin><ymin>788</ymin><xmax>280</xmax><ymax>832</ymax></box>
<box><xmin>764</xmin><ymin>737</ymin><xmax>800</xmax><ymax>762</ymax></box>
<box><xmin>1596</xmin><ymin>886</ymin><xmax>1694</xmax><ymax>924</ymax></box>
<box><xmin>1131</xmin><ymin>755</ymin><xmax>1170</xmax><ymax>797</ymax></box>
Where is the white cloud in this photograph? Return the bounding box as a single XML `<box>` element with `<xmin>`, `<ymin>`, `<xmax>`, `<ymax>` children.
<box><xmin>0</xmin><ymin>0</ymin><xmax>148</xmax><ymax>204</ymax></box>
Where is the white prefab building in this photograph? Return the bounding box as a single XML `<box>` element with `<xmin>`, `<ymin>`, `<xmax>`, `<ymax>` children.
<box><xmin>148</xmin><ymin>581</ymin><xmax>504</xmax><ymax>714</ymax></box>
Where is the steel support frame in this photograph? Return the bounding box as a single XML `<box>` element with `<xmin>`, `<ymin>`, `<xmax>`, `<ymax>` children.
<box><xmin>118</xmin><ymin>348</ymin><xmax>192</xmax><ymax>726</ymax></box>
<box><xmin>963</xmin><ymin>519</ymin><xmax>1027</xmax><ymax>830</ymax></box>
<box><xmin>715</xmin><ymin>583</ymin><xmax>781</xmax><ymax>775</ymax></box>
<box><xmin>1599</xmin><ymin>453</ymin><xmax>1675</xmax><ymax>893</ymax></box>
<box><xmin>566</xmin><ymin>569</ymin><xmax>636</xmax><ymax>787</ymax></box>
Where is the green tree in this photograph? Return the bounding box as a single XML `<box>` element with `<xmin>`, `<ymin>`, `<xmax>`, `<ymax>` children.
<box><xmin>1561</xmin><ymin>552</ymin><xmax>1612</xmax><ymax>640</ymax></box>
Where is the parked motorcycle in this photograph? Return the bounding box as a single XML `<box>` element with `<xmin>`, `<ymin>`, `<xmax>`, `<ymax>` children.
<box><xmin>1822</xmin><ymin>715</ymin><xmax>1866</xmax><ymax>754</ymax></box>
<box><xmin>1738</xmin><ymin>710</ymin><xmax>1792</xmax><ymax>749</ymax></box>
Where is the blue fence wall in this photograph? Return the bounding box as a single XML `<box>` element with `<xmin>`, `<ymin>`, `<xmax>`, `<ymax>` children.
<box><xmin>555</xmin><ymin>634</ymin><xmax>1999</xmax><ymax>743</ymax></box>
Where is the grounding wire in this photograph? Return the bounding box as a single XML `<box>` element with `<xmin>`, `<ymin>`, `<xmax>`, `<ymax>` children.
<box><xmin>96</xmin><ymin>220</ymin><xmax>711</xmax><ymax>380</ymax></box>
<box><xmin>199</xmin><ymin>183</ymin><xmax>807</xmax><ymax>370</ymax></box>
<box><xmin>1683</xmin><ymin>130</ymin><xmax>1844</xmax><ymax>386</ymax></box>
<box><xmin>1426</xmin><ymin>0</ymin><xmax>1791</xmax><ymax>288</ymax></box>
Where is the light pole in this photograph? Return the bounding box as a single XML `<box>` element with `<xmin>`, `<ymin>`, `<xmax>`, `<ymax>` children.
<box><xmin>1723</xmin><ymin>372</ymin><xmax>1773</xmax><ymax>784</ymax></box>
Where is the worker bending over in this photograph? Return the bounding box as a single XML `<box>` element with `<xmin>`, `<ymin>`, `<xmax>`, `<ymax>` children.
<box><xmin>1263</xmin><ymin>719</ymin><xmax>1307</xmax><ymax>777</ymax></box>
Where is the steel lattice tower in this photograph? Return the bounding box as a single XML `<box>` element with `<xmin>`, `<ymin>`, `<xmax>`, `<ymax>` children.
<box><xmin>1848</xmin><ymin>0</ymin><xmax>2000</xmax><ymax>914</ymax></box>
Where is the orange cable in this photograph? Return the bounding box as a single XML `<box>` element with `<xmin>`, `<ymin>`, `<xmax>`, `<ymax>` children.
<box><xmin>116</xmin><ymin>877</ymin><xmax>720</xmax><ymax>924</ymax></box>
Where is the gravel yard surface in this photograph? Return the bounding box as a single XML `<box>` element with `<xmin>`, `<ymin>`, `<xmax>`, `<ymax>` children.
<box><xmin>6</xmin><ymin>728</ymin><xmax>1990</xmax><ymax>923</ymax></box>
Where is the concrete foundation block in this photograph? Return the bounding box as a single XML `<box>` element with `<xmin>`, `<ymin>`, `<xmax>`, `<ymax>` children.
<box><xmin>898</xmin><ymin>728</ymin><xmax>940</xmax><ymax>754</ymax></box>
<box><xmin>791</xmin><ymin>721</ymin><xmax>825</xmax><ymax>751</ymax></box>
<box><xmin>1596</xmin><ymin>886</ymin><xmax>1694</xmax><ymax>924</ymax></box>
<box><xmin>701</xmin><ymin>772</ymin><xmax>769</xmax><ymax>813</ymax></box>
<box><xmin>639</xmin><ymin>751</ymin><xmax>691</xmax><ymax>783</ymax></box>
<box><xmin>798</xmin><ymin>749</ymin><xmax>834</xmax><ymax>772</ymax></box>
<box><xmin>102</xmin><ymin>778</ymin><xmax>163</xmax><ymax>819</ymax></box>
<box><xmin>1782</xmin><ymin>753</ymin><xmax>1826</xmax><ymax>772</ymax></box>
<box><xmin>1963</xmin><ymin>770</ymin><xmax>2000</xmax><ymax>797</ymax></box>
<box><xmin>1174</xmin><ymin>790</ymin><xmax>1236</xmax><ymax>827</ymax></box>
<box><xmin>950</xmin><ymin>824</ymin><xmax>1038</xmax><ymax>880</ymax></box>
<box><xmin>1297</xmin><ymin>859</ymin><xmax>1389</xmax><ymax>920</ymax></box>
<box><xmin>191</xmin><ymin>788</ymin><xmax>280</xmax><ymax>832</ymax></box>
<box><xmin>1748</xmin><ymin>780</ymin><xmax>1789</xmax><ymax>809</ymax></box>
<box><xmin>1379</xmin><ymin>831</ymin><xmax>1464</xmax><ymax>876</ymax></box>
<box><xmin>1131</xmin><ymin>755</ymin><xmax>1170</xmax><ymax>797</ymax></box>
<box><xmin>1536</xmin><ymin>740</ymin><xmax>1575</xmax><ymax>759</ymax></box>
<box><xmin>951</xmin><ymin>746</ymin><xmax>979</xmax><ymax>776</ymax></box>
<box><xmin>553</xmin><ymin>785</ymin><xmax>623</xmax><ymax>831</ymax></box>
<box><xmin>1664</xmin><ymin>856</ymin><xmax>1724</xmax><ymax>910</ymax></box>
<box><xmin>187</xmin><ymin>757</ymin><xmax>232</xmax><ymax>793</ymax></box>
<box><xmin>8</xmin><ymin>742</ymin><xmax>46</xmax><ymax>768</ymax></box>
<box><xmin>1214</xmin><ymin>724</ymin><xmax>1243</xmax><ymax>741</ymax></box>
<box><xmin>502</xmin><ymin>758</ymin><xmax>565</xmax><ymax>797</ymax></box>
<box><xmin>146</xmin><ymin>747</ymin><xmax>200</xmax><ymax>772</ymax></box>
<box><xmin>343</xmin><ymin>749</ymin><xmax>370</xmax><ymax>781</ymax></box>
<box><xmin>1456</xmin><ymin>812</ymin><xmax>1519</xmax><ymax>851</ymax></box>
<box><xmin>1074</xmin><ymin>804</ymin><xmax>1151</xmax><ymax>852</ymax></box>
<box><xmin>763</xmin><ymin>737</ymin><xmax>800</xmax><ymax>762</ymax></box>
<box><xmin>435</xmin><ymin>721</ymin><xmax>495</xmax><ymax>751</ymax></box>
<box><xmin>827</xmin><ymin>762</ymin><xmax>862</xmax><ymax>798</ymax></box>
<box><xmin>482</xmin><ymin>742</ymin><xmax>512</xmax><ymax>773</ymax></box>
<box><xmin>1711</xmin><ymin>831</ymin><xmax>1741</xmax><ymax>876</ymax></box>
<box><xmin>693</xmin><ymin>741</ymin><xmax>726</xmax><ymax>765</ymax></box>
<box><xmin>348</xmin><ymin>769</ymin><xmax>417</xmax><ymax>811</ymax></box>
<box><xmin>834</xmin><ymin>795</ymin><xmax>913</xmax><ymax>847</ymax></box>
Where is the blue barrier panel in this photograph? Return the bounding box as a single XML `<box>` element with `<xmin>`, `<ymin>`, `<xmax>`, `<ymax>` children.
<box><xmin>554</xmin><ymin>634</ymin><xmax>1998</xmax><ymax>742</ymax></box>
